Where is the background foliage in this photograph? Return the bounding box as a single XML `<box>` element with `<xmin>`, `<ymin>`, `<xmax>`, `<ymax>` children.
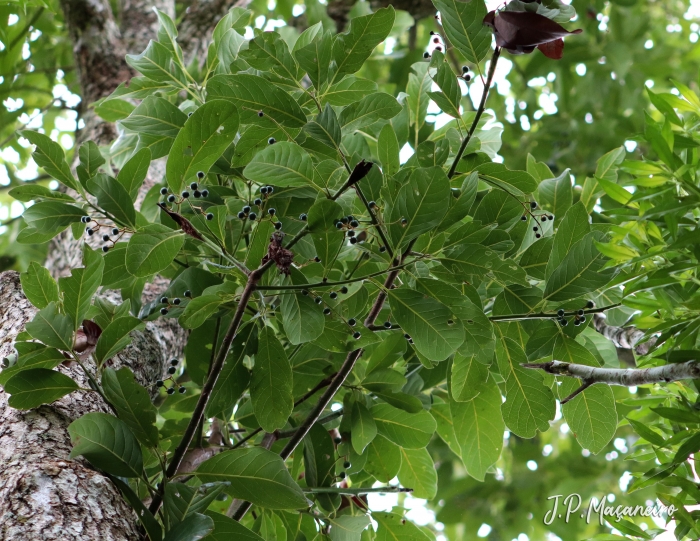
<box><xmin>2</xmin><ymin>0</ymin><xmax>700</xmax><ymax>540</ymax></box>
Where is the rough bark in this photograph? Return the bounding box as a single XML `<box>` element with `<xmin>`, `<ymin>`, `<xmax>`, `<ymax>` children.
<box><xmin>593</xmin><ymin>313</ymin><xmax>657</xmax><ymax>356</ymax></box>
<box><xmin>119</xmin><ymin>0</ymin><xmax>174</xmax><ymax>55</ymax></box>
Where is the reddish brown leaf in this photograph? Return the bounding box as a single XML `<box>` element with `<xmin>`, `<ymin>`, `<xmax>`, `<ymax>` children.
<box><xmin>157</xmin><ymin>202</ymin><xmax>205</xmax><ymax>241</ymax></box>
<box><xmin>483</xmin><ymin>10</ymin><xmax>581</xmax><ymax>58</ymax></box>
<box><xmin>262</xmin><ymin>231</ymin><xmax>294</xmax><ymax>275</ymax></box>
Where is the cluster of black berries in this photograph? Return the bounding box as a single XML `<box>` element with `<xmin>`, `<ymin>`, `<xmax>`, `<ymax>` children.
<box><xmin>404</xmin><ymin>333</ymin><xmax>414</xmax><ymax>345</ymax></box>
<box><xmin>461</xmin><ymin>65</ymin><xmax>472</xmax><ymax>82</ymax></box>
<box><xmin>160</xmin><ymin>176</ymin><xmax>210</xmax><ymax>203</ymax></box>
<box><xmin>335</xmin><ymin>215</ymin><xmax>361</xmax><ymax>244</ymax></box>
<box><xmin>423</xmin><ymin>31</ymin><xmax>444</xmax><ymax>58</ymax></box>
<box><xmin>157</xmin><ymin>290</ymin><xmax>192</xmax><ymax>317</ymax></box>
<box><xmin>556</xmin><ymin>300</ymin><xmax>595</xmax><ymax>327</ymax></box>
<box><xmin>83</xmin><ymin>216</ymin><xmax>121</xmax><ymax>252</ymax></box>
<box><xmin>520</xmin><ymin>201</ymin><xmax>555</xmax><ymax>239</ymax></box>
<box><xmin>155</xmin><ymin>358</ymin><xmax>187</xmax><ymax>395</ymax></box>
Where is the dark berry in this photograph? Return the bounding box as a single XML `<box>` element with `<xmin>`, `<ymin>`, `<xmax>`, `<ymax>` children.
<box><xmin>340</xmin><ymin>217</ymin><xmax>349</xmax><ymax>224</ymax></box>
<box><xmin>302</xmin><ymin>289</ymin><xmax>309</xmax><ymax>296</ymax></box>
<box><xmin>156</xmin><ymin>380</ymin><xmax>164</xmax><ymax>387</ymax></box>
<box><xmin>194</xmin><ymin>190</ymin><xmax>202</xmax><ymax>198</ymax></box>
<box><xmin>343</xmin><ymin>461</ymin><xmax>351</xmax><ymax>468</ymax></box>
<box><xmin>462</xmin><ymin>66</ymin><xmax>469</xmax><ymax>73</ymax></box>
<box><xmin>168</xmin><ymin>366</ymin><xmax>177</xmax><ymax>374</ymax></box>
<box><xmin>369</xmin><ymin>201</ymin><xmax>377</xmax><ymax>208</ymax></box>
<box><xmin>349</xmin><ymin>237</ymin><xmax>357</xmax><ymax>244</ymax></box>
<box><xmin>167</xmin><ymin>387</ymin><xmax>175</xmax><ymax>395</ymax></box>
<box><xmin>384</xmin><ymin>321</ymin><xmax>392</xmax><ymax>328</ymax></box>
<box><xmin>268</xmin><ymin>137</ymin><xmax>276</xmax><ymax>145</ymax></box>
<box><xmin>435</xmin><ymin>45</ymin><xmax>442</xmax><ymax>51</ymax></box>
<box><xmin>423</xmin><ymin>52</ymin><xmax>430</xmax><ymax>58</ymax></box>
<box><xmin>530</xmin><ymin>201</ymin><xmax>537</xmax><ymax>209</ymax></box>
<box><xmin>574</xmin><ymin>319</ymin><xmax>582</xmax><ymax>326</ymax></box>
<box><xmin>557</xmin><ymin>309</ymin><xmax>565</xmax><ymax>317</ymax></box>
<box><xmin>330</xmin><ymin>292</ymin><xmax>338</xmax><ymax>299</ymax></box>
<box><xmin>254</xmin><ymin>198</ymin><xmax>262</xmax><ymax>206</ymax></box>
<box><xmin>201</xmin><ymin>189</ymin><xmax>209</xmax><ymax>198</ymax></box>
<box><xmin>258</xmin><ymin>110</ymin><xmax>264</xmax><ymax>117</ymax></box>
<box><xmin>172</xmin><ymin>298</ymin><xmax>181</xmax><ymax>305</ymax></box>
<box><xmin>260</xmin><ymin>186</ymin><xmax>268</xmax><ymax>195</ymax></box>
<box><xmin>549</xmin><ymin>215</ymin><xmax>554</xmax><ymax>220</ymax></box>
<box><xmin>161</xmin><ymin>297</ymin><xmax>168</xmax><ymax>304</ymax></box>
<box><xmin>350</xmin><ymin>220</ymin><xmax>359</xmax><ymax>228</ymax></box>
<box><xmin>335</xmin><ymin>222</ymin><xmax>344</xmax><ymax>229</ymax></box>
<box><xmin>238</xmin><ymin>211</ymin><xmax>246</xmax><ymax>219</ymax></box>
<box><xmin>160</xmin><ymin>307</ymin><xmax>168</xmax><ymax>315</ymax></box>
<box><xmin>206</xmin><ymin>213</ymin><xmax>214</xmax><ymax>220</ymax></box>
<box><xmin>170</xmin><ymin>359</ymin><xmax>179</xmax><ymax>366</ymax></box>
<box><xmin>348</xmin><ymin>318</ymin><xmax>356</xmax><ymax>326</ymax></box>
<box><xmin>339</xmin><ymin>472</ymin><xmax>346</xmax><ymax>479</ymax></box>
<box><xmin>179</xmin><ymin>386</ymin><xmax>186</xmax><ymax>394</ymax></box>
<box><xmin>315</xmin><ymin>297</ymin><xmax>323</xmax><ymax>304</ymax></box>
<box><xmin>401</xmin><ymin>217</ymin><xmax>408</xmax><ymax>225</ymax></box>
<box><xmin>181</xmin><ymin>191</ymin><xmax>190</xmax><ymax>198</ymax></box>
<box><xmin>190</xmin><ymin>182</ymin><xmax>199</xmax><ymax>190</ymax></box>
<box><xmin>353</xmin><ymin>331</ymin><xmax>361</xmax><ymax>339</ymax></box>
<box><xmin>541</xmin><ymin>216</ymin><xmax>547</xmax><ymax>222</ymax></box>
<box><xmin>81</xmin><ymin>216</ymin><xmax>89</xmax><ymax>223</ymax></box>
<box><xmin>535</xmin><ymin>234</ymin><xmax>541</xmax><ymax>238</ymax></box>
<box><xmin>586</xmin><ymin>300</ymin><xmax>595</xmax><ymax>308</ymax></box>
<box><xmin>430</xmin><ymin>31</ymin><xmax>435</xmax><ymax>35</ymax></box>
<box><xmin>188</xmin><ymin>112</ymin><xmax>193</xmax><ymax>117</ymax></box>
<box><xmin>463</xmin><ymin>74</ymin><xmax>472</xmax><ymax>82</ymax></box>
<box><xmin>197</xmin><ymin>171</ymin><xmax>205</xmax><ymax>179</ymax></box>
<box><xmin>243</xmin><ymin>205</ymin><xmax>251</xmax><ymax>213</ymax></box>
<box><xmin>102</xmin><ymin>245</ymin><xmax>109</xmax><ymax>252</ymax></box>
<box><xmin>380</xmin><ymin>246</ymin><xmax>386</xmax><ymax>252</ymax></box>
<box><xmin>334</xmin><ymin>437</ymin><xmax>342</xmax><ymax>444</ymax></box>
<box><xmin>521</xmin><ymin>215</ymin><xmax>527</xmax><ymax>221</ymax></box>
<box><xmin>274</xmin><ymin>221</ymin><xmax>282</xmax><ymax>230</ymax></box>
<box><xmin>433</xmin><ymin>37</ymin><xmax>440</xmax><ymax>43</ymax></box>
<box><xmin>112</xmin><ymin>228</ymin><xmax>119</xmax><ymax>236</ymax></box>
<box><xmin>577</xmin><ymin>309</ymin><xmax>584</xmax><ymax>316</ymax></box>
<box><xmin>86</xmin><ymin>228</ymin><xmax>94</xmax><ymax>236</ymax></box>
<box><xmin>168</xmin><ymin>194</ymin><xmax>176</xmax><ymax>203</ymax></box>
<box><xmin>184</xmin><ymin>290</ymin><xmax>192</xmax><ymax>298</ymax></box>
<box><xmin>249</xmin><ymin>212</ymin><xmax>257</xmax><ymax>220</ymax></box>
<box><xmin>404</xmin><ymin>333</ymin><xmax>411</xmax><ymax>339</ymax></box>
<box><xmin>533</xmin><ymin>227</ymin><xmax>538</xmax><ymax>232</ymax></box>
<box><xmin>323</xmin><ymin>308</ymin><xmax>331</xmax><ymax>315</ymax></box>
<box><xmin>102</xmin><ymin>234</ymin><xmax>110</xmax><ymax>241</ymax></box>
<box><xmin>314</xmin><ymin>256</ymin><xmax>321</xmax><ymax>262</ymax></box>
<box><xmin>560</xmin><ymin>319</ymin><xmax>568</xmax><ymax>327</ymax></box>
<box><xmin>268</xmin><ymin>208</ymin><xmax>276</xmax><ymax>215</ymax></box>
<box><xmin>160</xmin><ymin>187</ymin><xmax>168</xmax><ymax>195</ymax></box>
<box><xmin>300</xmin><ymin>213</ymin><xmax>308</xmax><ymax>221</ymax></box>
<box><xmin>580</xmin><ymin>315</ymin><xmax>586</xmax><ymax>323</ymax></box>
<box><xmin>340</xmin><ymin>286</ymin><xmax>348</xmax><ymax>294</ymax></box>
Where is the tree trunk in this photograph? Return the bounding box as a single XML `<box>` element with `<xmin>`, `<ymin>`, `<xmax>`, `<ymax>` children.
<box><xmin>0</xmin><ymin>0</ymin><xmax>210</xmax><ymax>538</ymax></box>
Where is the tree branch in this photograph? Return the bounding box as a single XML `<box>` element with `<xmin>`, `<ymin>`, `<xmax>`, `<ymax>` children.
<box><xmin>489</xmin><ymin>304</ymin><xmax>621</xmax><ymax>322</ymax></box>
<box><xmin>522</xmin><ymin>360</ymin><xmax>700</xmax><ymax>389</ymax></box>
<box><xmin>592</xmin><ymin>313</ymin><xmax>657</xmax><ymax>356</ymax></box>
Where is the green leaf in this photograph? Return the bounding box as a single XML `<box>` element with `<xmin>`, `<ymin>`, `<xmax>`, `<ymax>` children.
<box><xmin>179</xmin><ymin>295</ymin><xmax>223</xmax><ymax>330</ymax></box>
<box><xmin>25</xmin><ymin>302</ymin><xmax>74</xmax><ymax>351</ymax></box>
<box><xmin>5</xmin><ymin>368</ymin><xmax>78</xmax><ymax>409</ymax></box>
<box><xmin>544</xmin><ymin>232</ymin><xmax>617</xmax><ymax>302</ymax></box>
<box><xmin>9</xmin><ymin>185</ymin><xmax>75</xmax><ymax>203</ymax></box>
<box><xmin>432</xmin><ymin>0</ymin><xmax>491</xmax><ymax>65</ymax></box>
<box><xmin>126</xmin><ymin>224</ymin><xmax>185</xmax><ymax>277</ymax></box>
<box><xmin>304</xmin><ymin>103</ymin><xmax>341</xmax><ymax>150</ymax></box>
<box><xmin>388</xmin><ymin>166</ymin><xmax>450</xmax><ymax>251</ymax></box>
<box><xmin>308</xmin><ymin>198</ymin><xmax>344</xmax><ymax>270</ymax></box>
<box><xmin>59</xmin><ymin>247</ymin><xmax>104</xmax><ymax>330</ymax></box>
<box><xmin>108</xmin><ymin>476</ymin><xmax>163</xmax><ymax>541</ymax></box>
<box><xmin>78</xmin><ymin>141</ymin><xmax>106</xmax><ymax>179</ymax></box>
<box><xmin>364</xmin><ymin>435</ymin><xmax>401</xmax><ymax>482</ymax></box>
<box><xmin>295</xmin><ymin>31</ymin><xmax>333</xmax><ymax>89</ymax></box>
<box><xmin>68</xmin><ymin>412</ymin><xmax>143</xmax><ymax>478</ymax></box>
<box><xmin>102</xmin><ymin>367</ymin><xmax>158</xmax><ymax>447</ymax></box>
<box><xmin>477</xmin><ymin>163</ymin><xmax>538</xmax><ymax>196</ymax></box>
<box><xmin>244</xmin><ymin>220</ymin><xmax>275</xmax><ymax>270</ymax></box>
<box><xmin>370</xmin><ymin>403</ymin><xmax>436</xmax><ymax>449</ymax></box>
<box><xmin>23</xmin><ymin>201</ymin><xmax>86</xmax><ymax>231</ymax></box>
<box><xmin>519</xmin><ymin>237</ymin><xmax>553</xmax><ymax>280</ymax></box>
<box><xmin>537</xmin><ymin>168</ymin><xmax>573</xmax><ymax>219</ymax></box>
<box><xmin>203</xmin><ymin>512</ymin><xmax>264</xmax><ymax>541</ymax></box>
<box><xmin>351</xmin><ymin>401</ymin><xmax>377</xmax><ymax>453</ymax></box>
<box><xmin>323</xmin><ymin>76</ymin><xmax>377</xmax><ymax>106</ymax></box>
<box><xmin>378</xmin><ymin>123</ymin><xmax>400</xmax><ymax>177</ymax></box>
<box><xmin>406</xmin><ymin>62</ymin><xmax>431</xmax><ymax>130</ymax></box>
<box><xmin>163</xmin><ymin>513</ymin><xmax>215</xmax><ymax>541</ymax></box>
<box><xmin>117</xmin><ymin>148</ymin><xmax>152</xmax><ymax>202</ymax></box>
<box><xmin>207</xmin><ymin>74</ymin><xmax>307</xmax><ymax>127</ymax></box>
<box><xmin>450</xmin><ymin>376</ymin><xmax>504</xmax><ymax>481</ymax></box>
<box><xmin>562</xmin><ymin>384</ymin><xmax>617</xmax><ymax>454</ymax></box>
<box><xmin>167</xmin><ymin>100</ymin><xmax>239</xmax><ymax>192</ymax></box>
<box><xmin>331</xmin><ymin>6</ymin><xmax>395</xmax><ymax>78</ymax></box>
<box><xmin>101</xmin><ymin>245</ymin><xmax>135</xmax><ymax>289</ymax></box>
<box><xmin>94</xmin><ymin>99</ymin><xmax>135</xmax><ymax>122</ymax></box>
<box><xmin>196</xmin><ymin>447</ymin><xmax>310</xmax><ymax>509</ymax></box>
<box><xmin>450</xmin><ymin>353</ymin><xmax>489</xmax><ymax>402</ymax></box>
<box><xmin>595</xmin><ymin>146</ymin><xmax>626</xmax><ymax>182</ymax></box>
<box><xmin>126</xmin><ymin>39</ymin><xmax>186</xmax><ymax>85</ymax></box>
<box><xmin>21</xmin><ymin>130</ymin><xmax>79</xmax><ymax>191</ymax></box>
<box><xmin>88</xmin><ymin>174</ymin><xmax>137</xmax><ymax>228</ymax></box>
<box><xmin>0</xmin><ymin>346</ymin><xmax>66</xmax><ymax>386</ymax></box>
<box><xmin>439</xmin><ymin>243</ymin><xmax>529</xmax><ymax>287</ymax></box>
<box><xmin>120</xmin><ymin>96</ymin><xmax>186</xmax><ymax>137</ymax></box>
<box><xmin>397</xmin><ymin>447</ymin><xmax>437</xmax><ymax>499</ymax></box>
<box><xmin>545</xmin><ymin>201</ymin><xmax>590</xmax><ymax>279</ymax></box>
<box><xmin>387</xmin><ymin>288</ymin><xmax>464</xmax><ymax>362</ymax></box>
<box><xmin>328</xmin><ymin>516</ymin><xmax>371</xmax><ymax>541</ymax></box>
<box><xmin>495</xmin><ymin>338</ymin><xmax>555</xmax><ymax>438</ymax></box>
<box><xmin>304</xmin><ymin>423</ymin><xmax>336</xmax><ymax>489</ymax></box>
<box><xmin>251</xmin><ymin>327</ymin><xmax>293</xmax><ymax>432</ymax></box>
<box><xmin>374</xmin><ymin>512</ymin><xmax>432</xmax><ymax>541</ymax></box>
<box><xmin>20</xmin><ymin>261</ymin><xmax>59</xmax><ymax>309</ymax></box>
<box><xmin>206</xmin><ymin>323</ymin><xmax>255</xmax><ymax>418</ymax></box>
<box><xmin>241</xmin><ymin>31</ymin><xmax>299</xmax><ymax>81</ymax></box>
<box><xmin>428</xmin><ymin>60</ymin><xmax>462</xmax><ymax>119</ymax></box>
<box><xmin>108</xmin><ymin>76</ymin><xmax>177</xmax><ymax>100</ymax></box>
<box><xmin>243</xmin><ymin>142</ymin><xmax>317</xmax><ymax>188</ymax></box>
<box><xmin>95</xmin><ymin>316</ymin><xmax>142</xmax><ymax>364</ymax></box>
<box><xmin>338</xmin><ymin>92</ymin><xmax>402</xmax><ymax>133</ymax></box>
<box><xmin>281</xmin><ymin>282</ymin><xmax>325</xmax><ymax>345</ymax></box>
